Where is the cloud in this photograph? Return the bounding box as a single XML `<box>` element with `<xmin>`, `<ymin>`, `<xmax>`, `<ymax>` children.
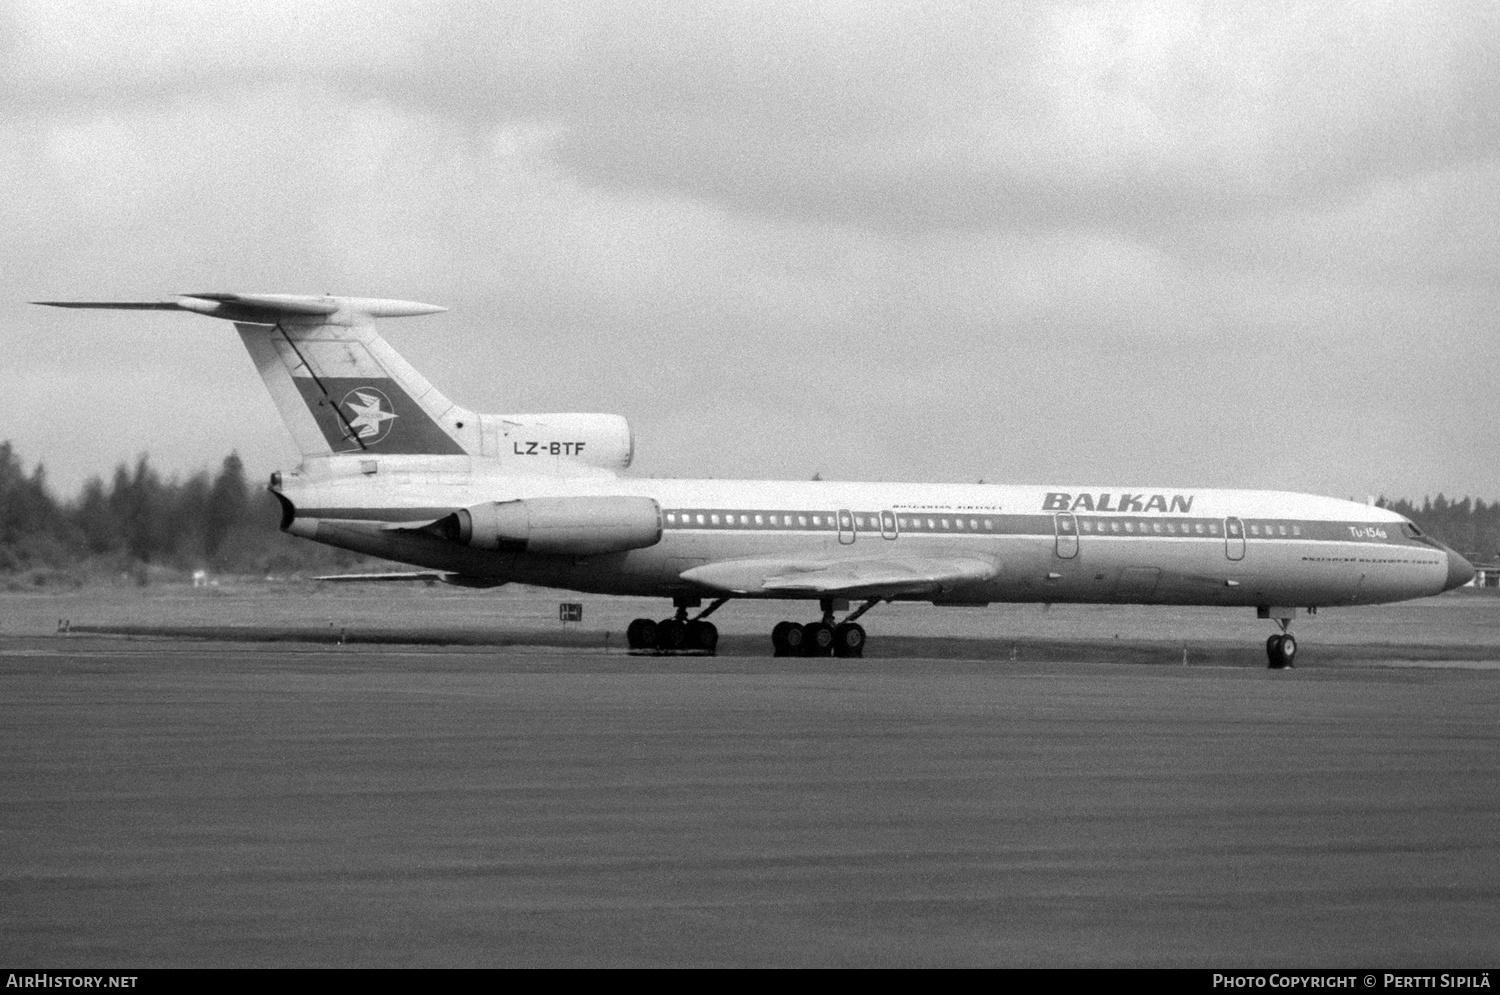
<box><xmin>8</xmin><ymin>1</ymin><xmax>1496</xmax><ymax>236</ymax></box>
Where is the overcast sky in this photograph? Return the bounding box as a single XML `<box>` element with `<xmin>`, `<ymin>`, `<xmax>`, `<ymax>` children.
<box><xmin>4</xmin><ymin>0</ymin><xmax>1498</xmax><ymax>501</ymax></box>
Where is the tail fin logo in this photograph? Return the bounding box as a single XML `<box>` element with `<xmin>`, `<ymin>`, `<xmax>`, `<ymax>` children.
<box><xmin>340</xmin><ymin>387</ymin><xmax>399</xmax><ymax>444</ymax></box>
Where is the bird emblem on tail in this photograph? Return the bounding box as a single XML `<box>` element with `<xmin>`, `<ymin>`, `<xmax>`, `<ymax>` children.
<box><xmin>340</xmin><ymin>387</ymin><xmax>398</xmax><ymax>443</ymax></box>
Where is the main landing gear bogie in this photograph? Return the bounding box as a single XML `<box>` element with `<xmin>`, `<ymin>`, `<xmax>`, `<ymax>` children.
<box><xmin>629</xmin><ymin>597</ymin><xmax>883</xmax><ymax>658</ymax></box>
<box><xmin>772</xmin><ymin>599</ymin><xmax>877</xmax><ymax>658</ymax></box>
<box><xmin>773</xmin><ymin>621</ymin><xmax>865</xmax><ymax>657</ymax></box>
<box><xmin>626</xmin><ymin>616</ymin><xmax>718</xmax><ymax>654</ymax></box>
<box><xmin>627</xmin><ymin>598</ymin><xmax>724</xmax><ymax>655</ymax></box>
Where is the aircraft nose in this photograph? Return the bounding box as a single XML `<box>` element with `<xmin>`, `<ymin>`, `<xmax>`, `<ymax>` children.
<box><xmin>1443</xmin><ymin>545</ymin><xmax>1476</xmax><ymax>592</ymax></box>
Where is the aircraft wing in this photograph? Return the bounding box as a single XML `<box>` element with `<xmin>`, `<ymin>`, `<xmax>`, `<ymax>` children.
<box><xmin>679</xmin><ymin>554</ymin><xmax>998</xmax><ymax>599</ymax></box>
<box><xmin>313</xmin><ymin>571</ymin><xmax>504</xmax><ymax>589</ymax></box>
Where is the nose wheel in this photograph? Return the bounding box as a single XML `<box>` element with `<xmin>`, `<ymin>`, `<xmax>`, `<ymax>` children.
<box><xmin>1266</xmin><ymin>633</ymin><xmax>1297</xmax><ymax>669</ymax></box>
<box><xmin>1258</xmin><ymin>607</ymin><xmax>1302</xmax><ymax>669</ymax></box>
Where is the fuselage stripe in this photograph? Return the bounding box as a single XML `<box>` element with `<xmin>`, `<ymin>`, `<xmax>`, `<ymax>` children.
<box><xmin>656</xmin><ymin>509</ymin><xmax>1431</xmax><ymax>548</ymax></box>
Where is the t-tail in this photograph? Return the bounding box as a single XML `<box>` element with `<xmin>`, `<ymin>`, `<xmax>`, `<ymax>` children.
<box><xmin>32</xmin><ymin>293</ymin><xmax>634</xmax><ymax>471</ymax></box>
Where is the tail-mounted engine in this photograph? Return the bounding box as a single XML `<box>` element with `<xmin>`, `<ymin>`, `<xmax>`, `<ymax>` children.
<box><xmin>439</xmin><ymin>496</ymin><xmax>662</xmax><ymax>557</ymax></box>
<box><xmin>484</xmin><ymin>413</ymin><xmax>635</xmax><ymax>473</ymax></box>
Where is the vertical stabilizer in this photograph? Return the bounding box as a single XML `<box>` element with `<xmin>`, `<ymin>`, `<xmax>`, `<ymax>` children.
<box><xmin>234</xmin><ymin>317</ymin><xmax>472</xmax><ymax>457</ymax></box>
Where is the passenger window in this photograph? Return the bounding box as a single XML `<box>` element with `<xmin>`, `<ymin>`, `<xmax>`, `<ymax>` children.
<box><xmin>1293</xmin><ymin>525</ymin><xmax>1301</xmax><ymax>536</ymax></box>
<box><xmin>1125</xmin><ymin>522</ymin><xmax>1134</xmax><ymax>532</ymax></box>
<box><xmin>755</xmin><ymin>514</ymin><xmax>764</xmax><ymax>525</ymax></box>
<box><xmin>1249</xmin><ymin>525</ymin><xmax>1258</xmax><ymax>535</ymax></box>
<box><xmin>1209</xmin><ymin>523</ymin><xmax>1219</xmax><ymax>535</ymax></box>
<box><xmin>666</xmin><ymin>513</ymin><xmax>676</xmax><ymax>524</ymax></box>
<box><xmin>1195</xmin><ymin>523</ymin><xmax>1204</xmax><ymax>534</ymax></box>
<box><xmin>1152</xmin><ymin>523</ymin><xmax>1162</xmax><ymax>533</ymax></box>
<box><xmin>984</xmin><ymin>519</ymin><xmax>994</xmax><ymax>530</ymax></box>
<box><xmin>1110</xmin><ymin>522</ymin><xmax>1120</xmax><ymax>533</ymax></box>
<box><xmin>941</xmin><ymin>518</ymin><xmax>951</xmax><ymax>529</ymax></box>
<box><xmin>696</xmin><ymin>514</ymin><xmax>706</xmax><ymax>525</ymax></box>
<box><xmin>798</xmin><ymin>515</ymin><xmax>808</xmax><ymax>527</ymax></box>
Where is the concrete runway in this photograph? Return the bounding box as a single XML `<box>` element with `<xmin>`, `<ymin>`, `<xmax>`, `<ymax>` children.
<box><xmin>3</xmin><ymin>633</ymin><xmax>1499</xmax><ymax>967</ymax></box>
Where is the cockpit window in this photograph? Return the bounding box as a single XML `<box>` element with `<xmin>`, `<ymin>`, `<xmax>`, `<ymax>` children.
<box><xmin>1401</xmin><ymin>523</ymin><xmax>1425</xmax><ymax>538</ymax></box>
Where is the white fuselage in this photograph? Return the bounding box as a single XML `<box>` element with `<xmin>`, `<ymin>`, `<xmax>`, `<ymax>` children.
<box><xmin>275</xmin><ymin>458</ymin><xmax>1459</xmax><ymax>609</ymax></box>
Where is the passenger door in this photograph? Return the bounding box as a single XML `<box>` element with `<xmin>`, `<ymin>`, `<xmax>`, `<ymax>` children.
<box><xmin>837</xmin><ymin>509</ymin><xmax>856</xmax><ymax>545</ymax></box>
<box><xmin>1224</xmin><ymin>517</ymin><xmax>1245</xmax><ymax>561</ymax></box>
<box><xmin>1055</xmin><ymin>512</ymin><xmax>1079</xmax><ymax>559</ymax></box>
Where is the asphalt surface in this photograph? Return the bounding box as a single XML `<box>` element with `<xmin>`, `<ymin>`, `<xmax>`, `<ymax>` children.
<box><xmin>3</xmin><ymin>634</ymin><xmax>1499</xmax><ymax>967</ymax></box>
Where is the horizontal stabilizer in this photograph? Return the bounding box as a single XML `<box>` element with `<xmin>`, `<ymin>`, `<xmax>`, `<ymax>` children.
<box><xmin>33</xmin><ymin>293</ymin><xmax>446</xmax><ymax>324</ymax></box>
<box><xmin>680</xmin><ymin>554</ymin><xmax>998</xmax><ymax>598</ymax></box>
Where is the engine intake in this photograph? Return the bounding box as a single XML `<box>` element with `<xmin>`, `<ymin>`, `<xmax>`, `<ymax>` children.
<box><xmin>444</xmin><ymin>496</ymin><xmax>662</xmax><ymax>556</ymax></box>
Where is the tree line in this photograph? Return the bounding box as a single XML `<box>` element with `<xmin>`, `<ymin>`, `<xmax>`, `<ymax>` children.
<box><xmin>0</xmin><ymin>442</ymin><xmax>367</xmax><ymax>584</ymax></box>
<box><xmin>1376</xmin><ymin>496</ymin><xmax>1500</xmax><ymax>564</ymax></box>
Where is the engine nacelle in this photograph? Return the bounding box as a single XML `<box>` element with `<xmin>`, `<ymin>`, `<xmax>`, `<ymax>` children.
<box><xmin>485</xmin><ymin>413</ymin><xmax>634</xmax><ymax>472</ymax></box>
<box><xmin>446</xmin><ymin>496</ymin><xmax>662</xmax><ymax>556</ymax></box>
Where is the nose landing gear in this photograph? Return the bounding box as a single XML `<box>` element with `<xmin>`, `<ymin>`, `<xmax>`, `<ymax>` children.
<box><xmin>1266</xmin><ymin>632</ymin><xmax>1297</xmax><ymax>668</ymax></box>
<box><xmin>1260</xmin><ymin>607</ymin><xmax>1302</xmax><ymax>669</ymax></box>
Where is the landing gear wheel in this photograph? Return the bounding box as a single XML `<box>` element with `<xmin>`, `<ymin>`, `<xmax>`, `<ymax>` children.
<box><xmin>802</xmin><ymin>621</ymin><xmax>835</xmax><ymax>657</ymax></box>
<box><xmin>781</xmin><ymin>621</ymin><xmax>806</xmax><ymax>656</ymax></box>
<box><xmin>627</xmin><ymin>618</ymin><xmax>658</xmax><ymax>650</ymax></box>
<box><xmin>833</xmin><ymin>622</ymin><xmax>865</xmax><ymax>658</ymax></box>
<box><xmin>772</xmin><ymin>621</ymin><xmax>797</xmax><ymax>657</ymax></box>
<box><xmin>687</xmin><ymin>619</ymin><xmax>718</xmax><ymax>653</ymax></box>
<box><xmin>658</xmin><ymin>618</ymin><xmax>688</xmax><ymax>651</ymax></box>
<box><xmin>1267</xmin><ymin>633</ymin><xmax>1297</xmax><ymax>669</ymax></box>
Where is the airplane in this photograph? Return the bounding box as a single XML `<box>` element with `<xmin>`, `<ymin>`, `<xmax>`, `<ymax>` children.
<box><xmin>34</xmin><ymin>293</ymin><xmax>1476</xmax><ymax>668</ymax></box>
